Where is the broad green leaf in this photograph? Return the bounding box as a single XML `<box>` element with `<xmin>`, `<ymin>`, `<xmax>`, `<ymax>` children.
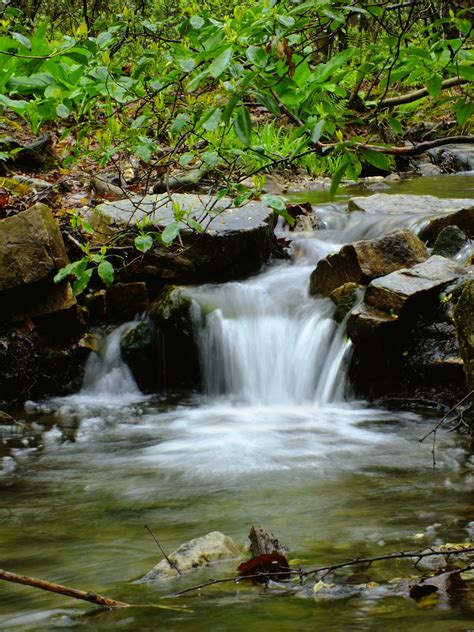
<box><xmin>330</xmin><ymin>154</ymin><xmax>351</xmax><ymax>197</ymax></box>
<box><xmin>190</xmin><ymin>16</ymin><xmax>205</xmax><ymax>29</ymax></box>
<box><xmin>234</xmin><ymin>106</ymin><xmax>252</xmax><ymax>145</ymax></box>
<box><xmin>73</xmin><ymin>268</ymin><xmax>93</xmax><ymax>295</ymax></box>
<box><xmin>452</xmin><ymin>98</ymin><xmax>474</xmax><ymax>127</ymax></box>
<box><xmin>311</xmin><ymin>120</ymin><xmax>325</xmax><ymax>144</ymax></box>
<box><xmin>202</xmin><ymin>150</ymin><xmax>221</xmax><ymax>167</ymax></box>
<box><xmin>54</xmin><ymin>262</ymin><xmax>75</xmax><ymax>283</ymax></box>
<box><xmin>188</xmin><ymin>218</ymin><xmax>203</xmax><ymax>233</ymax></box>
<box><xmin>134</xmin><ymin>234</ymin><xmax>154</xmax><ymax>253</ymax></box>
<box><xmin>98</xmin><ymin>260</ymin><xmax>114</xmax><ymax>286</ymax></box>
<box><xmin>361</xmin><ymin>148</ymin><xmax>391</xmax><ymax>172</ymax></box>
<box><xmin>56</xmin><ymin>103</ymin><xmax>70</xmax><ymax>118</ymax></box>
<box><xmin>458</xmin><ymin>65</ymin><xmax>474</xmax><ymax>82</ymax></box>
<box><xmin>426</xmin><ymin>74</ymin><xmax>442</xmax><ymax>98</ymax></box>
<box><xmin>187</xmin><ymin>70</ymin><xmax>208</xmax><ymax>92</ymax></box>
<box><xmin>178</xmin><ymin>57</ymin><xmax>196</xmax><ymax>73</ymax></box>
<box><xmin>246</xmin><ymin>46</ymin><xmax>268</xmax><ymax>69</ymax></box>
<box><xmin>209</xmin><ymin>47</ymin><xmax>233</xmax><ymax>79</ymax></box>
<box><xmin>388</xmin><ymin>117</ymin><xmax>402</xmax><ymax>135</ymax></box>
<box><xmin>179</xmin><ymin>153</ymin><xmax>194</xmax><ymax>167</ymax></box>
<box><xmin>261</xmin><ymin>194</ymin><xmax>295</xmax><ymax>226</ymax></box>
<box><xmin>276</xmin><ymin>15</ymin><xmax>295</xmax><ymax>28</ymax></box>
<box><xmin>201</xmin><ymin>107</ymin><xmax>222</xmax><ymax>132</ymax></box>
<box><xmin>63</xmin><ymin>47</ymin><xmax>90</xmax><ymax>65</ymax></box>
<box><xmin>0</xmin><ymin>94</ymin><xmax>27</xmax><ymax>113</ymax></box>
<box><xmin>255</xmin><ymin>90</ymin><xmax>281</xmax><ymax>116</ymax></box>
<box><xmin>161</xmin><ymin>222</ymin><xmax>180</xmax><ymax>245</ymax></box>
<box><xmin>11</xmin><ymin>32</ymin><xmax>31</xmax><ymax>50</ymax></box>
<box><xmin>171</xmin><ymin>112</ymin><xmax>190</xmax><ymax>135</ymax></box>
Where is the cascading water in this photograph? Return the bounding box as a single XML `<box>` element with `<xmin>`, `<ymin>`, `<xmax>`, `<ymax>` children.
<box><xmin>78</xmin><ymin>322</ymin><xmax>142</xmax><ymax>404</ymax></box>
<box><xmin>191</xmin><ymin>264</ymin><xmax>351</xmax><ymax>406</ymax></box>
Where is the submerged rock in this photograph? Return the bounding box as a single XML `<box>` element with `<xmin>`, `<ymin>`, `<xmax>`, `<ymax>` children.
<box><xmin>90</xmin><ymin>193</ymin><xmax>277</xmax><ymax>284</ymax></box>
<box><xmin>309</xmin><ymin>229</ymin><xmax>427</xmax><ymax>297</ymax></box>
<box><xmin>432</xmin><ymin>225</ymin><xmax>469</xmax><ymax>258</ymax></box>
<box><xmin>139</xmin><ymin>531</ymin><xmax>244</xmax><ymax>581</ymax></box>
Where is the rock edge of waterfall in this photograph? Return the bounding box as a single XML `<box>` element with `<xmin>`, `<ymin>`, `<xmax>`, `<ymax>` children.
<box><xmin>0</xmin><ymin>190</ymin><xmax>473</xmax><ymax>419</ymax></box>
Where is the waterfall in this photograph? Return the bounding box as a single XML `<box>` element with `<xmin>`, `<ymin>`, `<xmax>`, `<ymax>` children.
<box><xmin>191</xmin><ymin>262</ymin><xmax>352</xmax><ymax>406</ymax></box>
<box><xmin>79</xmin><ymin>322</ymin><xmax>142</xmax><ymax>403</ymax></box>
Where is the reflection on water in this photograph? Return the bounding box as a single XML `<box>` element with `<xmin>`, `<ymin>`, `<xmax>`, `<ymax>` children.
<box><xmin>1</xmin><ymin>174</ymin><xmax>473</xmax><ymax>631</ymax></box>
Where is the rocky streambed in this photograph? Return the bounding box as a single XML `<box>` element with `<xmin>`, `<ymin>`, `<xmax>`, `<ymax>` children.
<box><xmin>0</xmin><ymin>180</ymin><xmax>473</xmax><ymax>421</ymax></box>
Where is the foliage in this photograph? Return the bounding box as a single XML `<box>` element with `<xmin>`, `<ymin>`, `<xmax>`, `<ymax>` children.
<box><xmin>0</xmin><ymin>0</ymin><xmax>472</xmax><ymax>290</ymax></box>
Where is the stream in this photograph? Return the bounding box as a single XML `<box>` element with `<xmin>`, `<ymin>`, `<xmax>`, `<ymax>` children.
<box><xmin>1</xmin><ymin>174</ymin><xmax>473</xmax><ymax>631</ymax></box>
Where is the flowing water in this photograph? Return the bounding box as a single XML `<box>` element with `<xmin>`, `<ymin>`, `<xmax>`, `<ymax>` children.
<box><xmin>1</xmin><ymin>175</ymin><xmax>473</xmax><ymax>631</ymax></box>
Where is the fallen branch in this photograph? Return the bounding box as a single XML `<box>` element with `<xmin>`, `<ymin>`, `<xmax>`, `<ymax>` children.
<box><xmin>376</xmin><ymin>77</ymin><xmax>470</xmax><ymax>109</ymax></box>
<box><xmin>0</xmin><ymin>568</ymin><xmax>129</xmax><ymax>608</ymax></box>
<box><xmin>169</xmin><ymin>545</ymin><xmax>474</xmax><ymax>597</ymax></box>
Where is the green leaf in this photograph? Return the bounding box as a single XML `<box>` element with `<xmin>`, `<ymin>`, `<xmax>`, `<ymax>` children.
<box><xmin>201</xmin><ymin>107</ymin><xmax>222</xmax><ymax>131</ymax></box>
<box><xmin>426</xmin><ymin>74</ymin><xmax>442</xmax><ymax>98</ymax></box>
<box><xmin>202</xmin><ymin>150</ymin><xmax>221</xmax><ymax>168</ymax></box>
<box><xmin>161</xmin><ymin>222</ymin><xmax>180</xmax><ymax>245</ymax></box>
<box><xmin>63</xmin><ymin>47</ymin><xmax>90</xmax><ymax>65</ymax></box>
<box><xmin>72</xmin><ymin>268</ymin><xmax>93</xmax><ymax>295</ymax></box>
<box><xmin>367</xmin><ymin>6</ymin><xmax>383</xmax><ymax>17</ymax></box>
<box><xmin>11</xmin><ymin>32</ymin><xmax>31</xmax><ymax>50</ymax></box>
<box><xmin>98</xmin><ymin>260</ymin><xmax>114</xmax><ymax>286</ymax></box>
<box><xmin>458</xmin><ymin>65</ymin><xmax>474</xmax><ymax>82</ymax></box>
<box><xmin>179</xmin><ymin>152</ymin><xmax>194</xmax><ymax>167</ymax></box>
<box><xmin>56</xmin><ymin>103</ymin><xmax>70</xmax><ymax>119</ymax></box>
<box><xmin>246</xmin><ymin>46</ymin><xmax>268</xmax><ymax>69</ymax></box>
<box><xmin>53</xmin><ymin>262</ymin><xmax>75</xmax><ymax>283</ymax></box>
<box><xmin>330</xmin><ymin>154</ymin><xmax>351</xmax><ymax>197</ymax></box>
<box><xmin>311</xmin><ymin>120</ymin><xmax>325</xmax><ymax>144</ymax></box>
<box><xmin>276</xmin><ymin>15</ymin><xmax>295</xmax><ymax>28</ymax></box>
<box><xmin>134</xmin><ymin>234</ymin><xmax>154</xmax><ymax>252</ymax></box>
<box><xmin>187</xmin><ymin>70</ymin><xmax>208</xmax><ymax>92</ymax></box>
<box><xmin>387</xmin><ymin>116</ymin><xmax>402</xmax><ymax>135</ymax></box>
<box><xmin>261</xmin><ymin>194</ymin><xmax>294</xmax><ymax>226</ymax></box>
<box><xmin>452</xmin><ymin>98</ymin><xmax>474</xmax><ymax>127</ymax></box>
<box><xmin>208</xmin><ymin>47</ymin><xmax>233</xmax><ymax>79</ymax></box>
<box><xmin>234</xmin><ymin>106</ymin><xmax>252</xmax><ymax>145</ymax></box>
<box><xmin>361</xmin><ymin>148</ymin><xmax>391</xmax><ymax>172</ymax></box>
<box><xmin>188</xmin><ymin>218</ymin><xmax>203</xmax><ymax>233</ymax></box>
<box><xmin>171</xmin><ymin>112</ymin><xmax>190</xmax><ymax>135</ymax></box>
<box><xmin>190</xmin><ymin>16</ymin><xmax>205</xmax><ymax>29</ymax></box>
<box><xmin>178</xmin><ymin>57</ymin><xmax>196</xmax><ymax>73</ymax></box>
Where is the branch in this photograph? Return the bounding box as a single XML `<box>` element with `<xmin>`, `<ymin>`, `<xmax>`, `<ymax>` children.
<box><xmin>0</xmin><ymin>568</ymin><xmax>129</xmax><ymax>608</ymax></box>
<box><xmin>169</xmin><ymin>546</ymin><xmax>474</xmax><ymax>597</ymax></box>
<box><xmin>375</xmin><ymin>77</ymin><xmax>470</xmax><ymax>109</ymax></box>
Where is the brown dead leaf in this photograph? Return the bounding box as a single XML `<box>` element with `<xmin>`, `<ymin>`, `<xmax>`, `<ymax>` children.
<box><xmin>409</xmin><ymin>568</ymin><xmax>468</xmax><ymax>600</ymax></box>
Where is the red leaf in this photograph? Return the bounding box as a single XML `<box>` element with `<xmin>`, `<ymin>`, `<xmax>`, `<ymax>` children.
<box><xmin>237</xmin><ymin>553</ymin><xmax>290</xmax><ymax>582</ymax></box>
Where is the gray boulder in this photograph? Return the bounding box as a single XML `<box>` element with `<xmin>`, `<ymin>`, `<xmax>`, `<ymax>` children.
<box><xmin>139</xmin><ymin>531</ymin><xmax>244</xmax><ymax>582</ymax></box>
<box><xmin>454</xmin><ymin>280</ymin><xmax>474</xmax><ymax>397</ymax></box>
<box><xmin>432</xmin><ymin>225</ymin><xmax>469</xmax><ymax>258</ymax></box>
<box><xmin>89</xmin><ymin>193</ymin><xmax>277</xmax><ymax>284</ymax></box>
<box><xmin>418</xmin><ymin>207</ymin><xmax>473</xmax><ymax>243</ymax></box>
<box><xmin>309</xmin><ymin>229</ymin><xmax>427</xmax><ymax>297</ymax></box>
<box><xmin>347</xmin><ymin>193</ymin><xmax>472</xmax><ymax>215</ymax></box>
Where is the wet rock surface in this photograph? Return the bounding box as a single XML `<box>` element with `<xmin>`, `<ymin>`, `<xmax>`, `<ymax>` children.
<box><xmin>432</xmin><ymin>225</ymin><xmax>469</xmax><ymax>258</ymax></box>
<box><xmin>90</xmin><ymin>193</ymin><xmax>277</xmax><ymax>284</ymax></box>
<box><xmin>427</xmin><ymin>143</ymin><xmax>474</xmax><ymax>173</ymax></box>
<box><xmin>346</xmin><ymin>257</ymin><xmax>470</xmax><ymax>407</ymax></box>
<box><xmin>309</xmin><ymin>229</ymin><xmax>427</xmax><ymax>297</ymax></box>
<box><xmin>139</xmin><ymin>531</ymin><xmax>244</xmax><ymax>582</ymax></box>
<box><xmin>148</xmin><ymin>286</ymin><xmax>201</xmax><ymax>390</ymax></box>
<box><xmin>120</xmin><ymin>320</ymin><xmax>159</xmax><ymax>393</ymax></box>
<box><xmin>454</xmin><ymin>280</ymin><xmax>474</xmax><ymax>397</ymax></box>
<box><xmin>348</xmin><ymin>193</ymin><xmax>472</xmax><ymax>215</ymax></box>
<box><xmin>418</xmin><ymin>206</ymin><xmax>473</xmax><ymax>243</ymax></box>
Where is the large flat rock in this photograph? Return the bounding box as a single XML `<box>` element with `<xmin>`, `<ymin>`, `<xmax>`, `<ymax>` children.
<box><xmin>348</xmin><ymin>193</ymin><xmax>472</xmax><ymax>215</ymax></box>
<box><xmin>90</xmin><ymin>194</ymin><xmax>276</xmax><ymax>283</ymax></box>
<box><xmin>365</xmin><ymin>256</ymin><xmax>466</xmax><ymax>315</ymax></box>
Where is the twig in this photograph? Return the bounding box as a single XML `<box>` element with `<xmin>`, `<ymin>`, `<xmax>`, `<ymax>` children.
<box><xmin>375</xmin><ymin>77</ymin><xmax>471</xmax><ymax>109</ymax></box>
<box><xmin>419</xmin><ymin>390</ymin><xmax>473</xmax><ymax>443</ymax></box>
<box><xmin>168</xmin><ymin>546</ymin><xmax>474</xmax><ymax>597</ymax></box>
<box><xmin>0</xmin><ymin>568</ymin><xmax>129</xmax><ymax>608</ymax></box>
<box><xmin>145</xmin><ymin>525</ymin><xmax>182</xmax><ymax>576</ymax></box>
